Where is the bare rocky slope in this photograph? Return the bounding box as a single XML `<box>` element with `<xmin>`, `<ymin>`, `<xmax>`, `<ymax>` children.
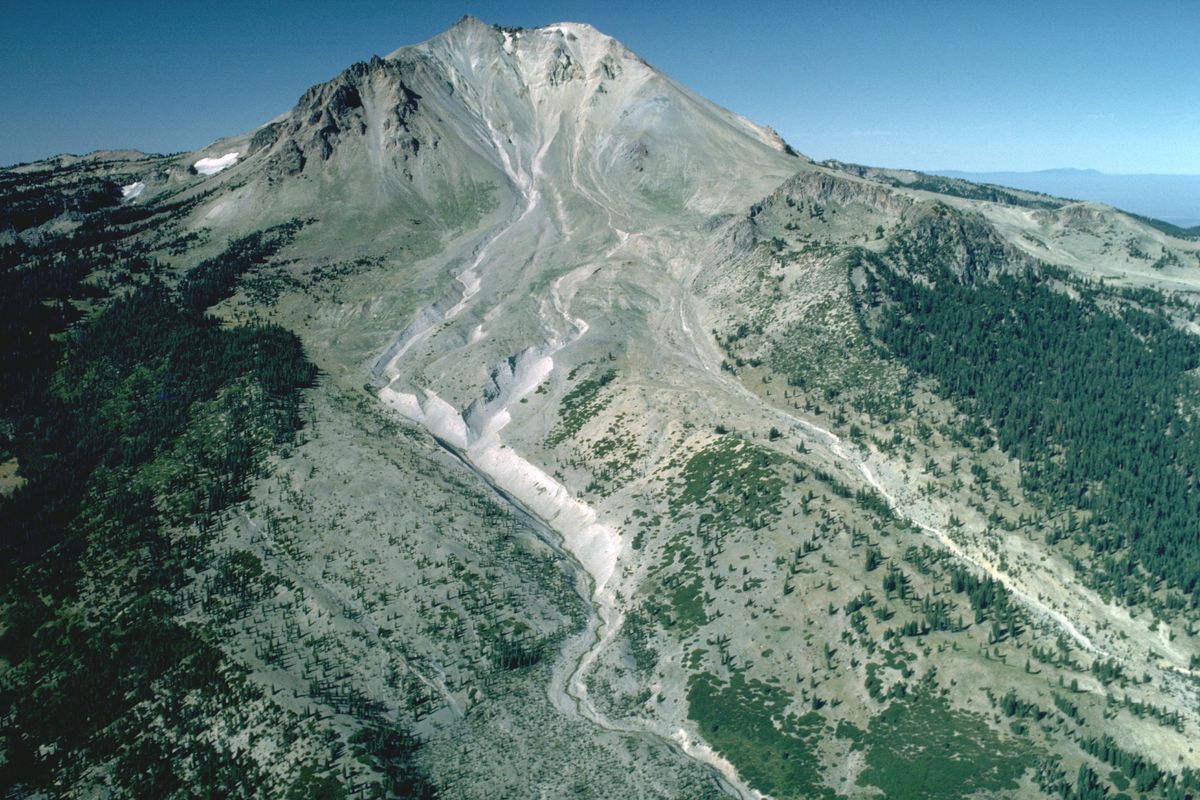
<box><xmin>4</xmin><ymin>15</ymin><xmax>1200</xmax><ymax>800</ymax></box>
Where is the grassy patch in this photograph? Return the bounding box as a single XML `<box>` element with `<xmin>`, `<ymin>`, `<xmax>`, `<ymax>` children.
<box><xmin>687</xmin><ymin>671</ymin><xmax>834</xmax><ymax>800</ymax></box>
<box><xmin>644</xmin><ymin>529</ymin><xmax>710</xmax><ymax>637</ymax></box>
<box><xmin>546</xmin><ymin>367</ymin><xmax>616</xmax><ymax>447</ymax></box>
<box><xmin>852</xmin><ymin>692</ymin><xmax>1032</xmax><ymax>799</ymax></box>
<box><xmin>670</xmin><ymin>437</ymin><xmax>786</xmax><ymax>531</ymax></box>
<box><xmin>585</xmin><ymin>412</ymin><xmax>645</xmax><ymax>495</ymax></box>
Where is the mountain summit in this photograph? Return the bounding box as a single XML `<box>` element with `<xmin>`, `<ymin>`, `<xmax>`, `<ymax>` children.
<box><xmin>188</xmin><ymin>16</ymin><xmax>800</xmax><ymax>237</ymax></box>
<box><xmin>3</xmin><ymin>17</ymin><xmax>1200</xmax><ymax>800</ymax></box>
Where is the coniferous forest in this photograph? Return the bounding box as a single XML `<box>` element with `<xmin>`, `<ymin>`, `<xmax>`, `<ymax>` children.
<box><xmin>0</xmin><ymin>179</ymin><xmax>400</xmax><ymax>795</ymax></box>
<box><xmin>858</xmin><ymin>252</ymin><xmax>1200</xmax><ymax>607</ymax></box>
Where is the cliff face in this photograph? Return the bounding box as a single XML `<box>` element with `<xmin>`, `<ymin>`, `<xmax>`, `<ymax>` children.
<box><xmin>773</xmin><ymin>170</ymin><xmax>914</xmax><ymax>215</ymax></box>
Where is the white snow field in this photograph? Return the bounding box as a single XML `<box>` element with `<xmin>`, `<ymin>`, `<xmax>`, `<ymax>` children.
<box><xmin>193</xmin><ymin>152</ymin><xmax>239</xmax><ymax>175</ymax></box>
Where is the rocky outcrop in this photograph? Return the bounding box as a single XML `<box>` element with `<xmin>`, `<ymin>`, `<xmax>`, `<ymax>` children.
<box><xmin>889</xmin><ymin>202</ymin><xmax>1032</xmax><ymax>284</ymax></box>
<box><xmin>255</xmin><ymin>56</ymin><xmax>424</xmax><ymax>176</ymax></box>
<box><xmin>1034</xmin><ymin>201</ymin><xmax>1110</xmax><ymax>232</ymax></box>
<box><xmin>548</xmin><ymin>46</ymin><xmax>583</xmax><ymax>86</ymax></box>
<box><xmin>594</xmin><ymin>54</ymin><xmax>621</xmax><ymax>81</ymax></box>
<box><xmin>265</xmin><ymin>139</ymin><xmax>305</xmax><ymax>178</ymax></box>
<box><xmin>774</xmin><ymin>170</ymin><xmax>914</xmax><ymax>216</ymax></box>
<box><xmin>248</xmin><ymin>122</ymin><xmax>281</xmax><ymax>153</ymax></box>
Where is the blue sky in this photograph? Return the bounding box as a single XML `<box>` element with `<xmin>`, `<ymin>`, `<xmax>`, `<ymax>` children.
<box><xmin>2</xmin><ymin>0</ymin><xmax>1197</xmax><ymax>172</ymax></box>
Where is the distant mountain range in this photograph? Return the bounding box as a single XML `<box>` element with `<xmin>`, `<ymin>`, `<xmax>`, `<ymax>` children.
<box><xmin>933</xmin><ymin>168</ymin><xmax>1200</xmax><ymax>227</ymax></box>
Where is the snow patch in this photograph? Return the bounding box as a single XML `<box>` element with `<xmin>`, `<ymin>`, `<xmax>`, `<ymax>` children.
<box><xmin>120</xmin><ymin>181</ymin><xmax>145</xmax><ymax>199</ymax></box>
<box><xmin>193</xmin><ymin>152</ymin><xmax>239</xmax><ymax>176</ymax></box>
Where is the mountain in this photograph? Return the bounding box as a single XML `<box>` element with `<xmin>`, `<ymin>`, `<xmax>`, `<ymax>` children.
<box><xmin>3</xmin><ymin>16</ymin><xmax>1200</xmax><ymax>800</ymax></box>
<box><xmin>935</xmin><ymin>168</ymin><xmax>1200</xmax><ymax>230</ymax></box>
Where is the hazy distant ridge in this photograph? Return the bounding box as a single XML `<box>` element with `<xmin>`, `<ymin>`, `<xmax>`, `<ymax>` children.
<box><xmin>934</xmin><ymin>168</ymin><xmax>1200</xmax><ymax>227</ymax></box>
